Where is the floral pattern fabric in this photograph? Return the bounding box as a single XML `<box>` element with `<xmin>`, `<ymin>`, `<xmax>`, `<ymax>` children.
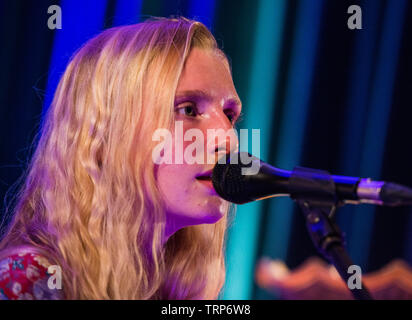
<box><xmin>0</xmin><ymin>249</ymin><xmax>64</xmax><ymax>300</ymax></box>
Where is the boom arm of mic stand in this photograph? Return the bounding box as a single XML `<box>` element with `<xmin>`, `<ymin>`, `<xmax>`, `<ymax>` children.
<box><xmin>290</xmin><ymin>167</ymin><xmax>373</xmax><ymax>300</ymax></box>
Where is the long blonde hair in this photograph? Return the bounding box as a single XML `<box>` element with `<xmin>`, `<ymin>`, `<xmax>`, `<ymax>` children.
<box><xmin>0</xmin><ymin>17</ymin><xmax>232</xmax><ymax>299</ymax></box>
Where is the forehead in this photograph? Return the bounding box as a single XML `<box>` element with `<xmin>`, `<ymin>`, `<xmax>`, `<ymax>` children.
<box><xmin>176</xmin><ymin>48</ymin><xmax>238</xmax><ymax>99</ymax></box>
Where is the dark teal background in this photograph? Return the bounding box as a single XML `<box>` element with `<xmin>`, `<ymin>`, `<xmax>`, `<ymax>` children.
<box><xmin>1</xmin><ymin>0</ymin><xmax>412</xmax><ymax>299</ymax></box>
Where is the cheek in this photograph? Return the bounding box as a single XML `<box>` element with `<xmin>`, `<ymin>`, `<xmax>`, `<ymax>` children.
<box><xmin>154</xmin><ymin>123</ymin><xmax>229</xmax><ymax>221</ymax></box>
<box><xmin>180</xmin><ymin>123</ymin><xmax>210</xmax><ymax>162</ymax></box>
<box><xmin>157</xmin><ymin>164</ymin><xmax>188</xmax><ymax>191</ymax></box>
<box><xmin>156</xmin><ymin>163</ymin><xmax>196</xmax><ymax>206</ymax></box>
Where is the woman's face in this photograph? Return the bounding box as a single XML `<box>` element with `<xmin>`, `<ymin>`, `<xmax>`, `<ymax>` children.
<box><xmin>156</xmin><ymin>48</ymin><xmax>242</xmax><ymax>240</ymax></box>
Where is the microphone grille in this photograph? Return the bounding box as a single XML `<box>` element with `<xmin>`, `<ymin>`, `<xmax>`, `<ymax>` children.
<box><xmin>212</xmin><ymin>152</ymin><xmax>253</xmax><ymax>204</ymax></box>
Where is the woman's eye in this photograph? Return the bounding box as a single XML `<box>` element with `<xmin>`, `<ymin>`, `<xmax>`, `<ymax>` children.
<box><xmin>176</xmin><ymin>105</ymin><xmax>198</xmax><ymax>117</ymax></box>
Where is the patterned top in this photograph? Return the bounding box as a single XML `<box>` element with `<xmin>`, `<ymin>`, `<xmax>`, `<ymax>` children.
<box><xmin>0</xmin><ymin>248</ymin><xmax>64</xmax><ymax>300</ymax></box>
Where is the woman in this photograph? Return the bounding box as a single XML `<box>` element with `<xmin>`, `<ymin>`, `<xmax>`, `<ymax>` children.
<box><xmin>0</xmin><ymin>17</ymin><xmax>242</xmax><ymax>299</ymax></box>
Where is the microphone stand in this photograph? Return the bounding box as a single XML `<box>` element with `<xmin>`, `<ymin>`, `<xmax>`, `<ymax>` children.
<box><xmin>290</xmin><ymin>167</ymin><xmax>373</xmax><ymax>300</ymax></box>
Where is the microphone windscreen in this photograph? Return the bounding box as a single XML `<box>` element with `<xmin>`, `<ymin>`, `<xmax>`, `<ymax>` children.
<box><xmin>212</xmin><ymin>152</ymin><xmax>257</xmax><ymax>204</ymax></box>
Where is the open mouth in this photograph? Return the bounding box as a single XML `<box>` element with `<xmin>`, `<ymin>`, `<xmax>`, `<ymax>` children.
<box><xmin>195</xmin><ymin>169</ymin><xmax>218</xmax><ymax>195</ymax></box>
<box><xmin>195</xmin><ymin>170</ymin><xmax>215</xmax><ymax>191</ymax></box>
<box><xmin>195</xmin><ymin>170</ymin><xmax>213</xmax><ymax>181</ymax></box>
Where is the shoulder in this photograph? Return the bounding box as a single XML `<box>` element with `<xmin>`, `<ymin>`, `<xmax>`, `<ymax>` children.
<box><xmin>0</xmin><ymin>246</ymin><xmax>64</xmax><ymax>300</ymax></box>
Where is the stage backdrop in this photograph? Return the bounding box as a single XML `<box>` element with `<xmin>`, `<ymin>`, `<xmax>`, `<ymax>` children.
<box><xmin>0</xmin><ymin>0</ymin><xmax>411</xmax><ymax>299</ymax></box>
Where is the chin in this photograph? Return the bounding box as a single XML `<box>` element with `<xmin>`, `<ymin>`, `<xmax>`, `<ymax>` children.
<box><xmin>201</xmin><ymin>212</ymin><xmax>224</xmax><ymax>224</ymax></box>
<box><xmin>198</xmin><ymin>205</ymin><xmax>227</xmax><ymax>224</ymax></box>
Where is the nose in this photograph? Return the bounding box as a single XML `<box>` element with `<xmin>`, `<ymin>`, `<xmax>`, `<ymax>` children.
<box><xmin>206</xmin><ymin>111</ymin><xmax>239</xmax><ymax>164</ymax></box>
<box><xmin>213</xmin><ymin>134</ymin><xmax>238</xmax><ymax>155</ymax></box>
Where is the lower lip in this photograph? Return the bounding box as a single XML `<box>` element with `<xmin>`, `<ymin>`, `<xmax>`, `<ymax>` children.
<box><xmin>196</xmin><ymin>178</ymin><xmax>215</xmax><ymax>191</ymax></box>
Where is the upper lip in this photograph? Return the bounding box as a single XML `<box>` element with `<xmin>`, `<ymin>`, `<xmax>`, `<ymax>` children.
<box><xmin>195</xmin><ymin>169</ymin><xmax>213</xmax><ymax>179</ymax></box>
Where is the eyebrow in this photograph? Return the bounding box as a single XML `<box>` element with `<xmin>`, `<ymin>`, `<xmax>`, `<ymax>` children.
<box><xmin>174</xmin><ymin>89</ymin><xmax>242</xmax><ymax>108</ymax></box>
<box><xmin>174</xmin><ymin>90</ymin><xmax>213</xmax><ymax>105</ymax></box>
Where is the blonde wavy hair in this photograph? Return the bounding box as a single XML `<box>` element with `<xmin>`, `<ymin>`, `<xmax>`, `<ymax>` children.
<box><xmin>0</xmin><ymin>17</ymin><xmax>233</xmax><ymax>299</ymax></box>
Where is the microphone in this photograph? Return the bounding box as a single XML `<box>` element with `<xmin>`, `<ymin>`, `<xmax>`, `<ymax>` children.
<box><xmin>212</xmin><ymin>152</ymin><xmax>412</xmax><ymax>206</ymax></box>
